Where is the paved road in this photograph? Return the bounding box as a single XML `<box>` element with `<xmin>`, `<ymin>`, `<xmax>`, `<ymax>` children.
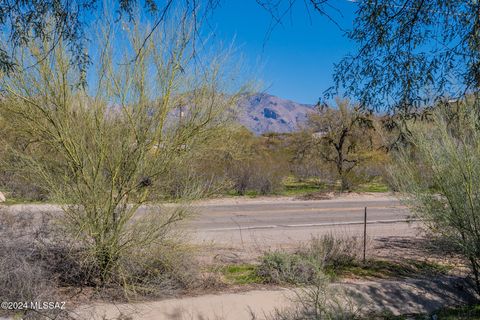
<box><xmin>2</xmin><ymin>195</ymin><xmax>421</xmax><ymax>250</ymax></box>
<box><xmin>187</xmin><ymin>195</ymin><xmax>420</xmax><ymax>250</ymax></box>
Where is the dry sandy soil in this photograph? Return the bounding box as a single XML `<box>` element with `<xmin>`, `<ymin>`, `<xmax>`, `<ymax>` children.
<box><xmin>74</xmin><ymin>276</ymin><xmax>476</xmax><ymax>320</ymax></box>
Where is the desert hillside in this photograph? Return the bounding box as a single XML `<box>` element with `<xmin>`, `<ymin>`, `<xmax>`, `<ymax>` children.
<box><xmin>236</xmin><ymin>93</ymin><xmax>315</xmax><ymax>134</ymax></box>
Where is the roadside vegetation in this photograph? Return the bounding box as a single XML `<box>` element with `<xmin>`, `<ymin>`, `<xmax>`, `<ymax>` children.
<box><xmin>1</xmin><ymin>101</ymin><xmax>393</xmax><ymax>204</ymax></box>
<box><xmin>0</xmin><ymin>8</ymin><xmax>243</xmax><ymax>319</ymax></box>
<box><xmin>1</xmin><ymin>0</ymin><xmax>480</xmax><ymax>319</ymax></box>
<box><xmin>263</xmin><ymin>298</ymin><xmax>480</xmax><ymax>320</ymax></box>
<box><xmin>391</xmin><ymin>99</ymin><xmax>480</xmax><ymax>295</ymax></box>
<box><xmin>219</xmin><ymin>235</ymin><xmax>453</xmax><ymax>286</ymax></box>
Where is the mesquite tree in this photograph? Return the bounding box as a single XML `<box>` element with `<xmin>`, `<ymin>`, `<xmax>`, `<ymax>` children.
<box><xmin>307</xmin><ymin>98</ymin><xmax>375</xmax><ymax>191</ymax></box>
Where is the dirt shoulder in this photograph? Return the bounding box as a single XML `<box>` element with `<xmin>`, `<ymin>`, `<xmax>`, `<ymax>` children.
<box><xmin>74</xmin><ymin>275</ymin><xmax>477</xmax><ymax>320</ymax></box>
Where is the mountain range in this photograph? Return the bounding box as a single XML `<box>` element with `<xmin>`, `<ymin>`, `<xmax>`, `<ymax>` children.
<box><xmin>236</xmin><ymin>93</ymin><xmax>316</xmax><ymax>135</ymax></box>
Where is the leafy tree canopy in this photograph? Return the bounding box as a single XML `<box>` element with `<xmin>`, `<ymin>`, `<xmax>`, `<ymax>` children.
<box><xmin>3</xmin><ymin>0</ymin><xmax>479</xmax><ymax>114</ymax></box>
<box><xmin>258</xmin><ymin>0</ymin><xmax>480</xmax><ymax>113</ymax></box>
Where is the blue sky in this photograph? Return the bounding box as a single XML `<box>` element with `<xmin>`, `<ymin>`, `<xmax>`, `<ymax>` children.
<box><xmin>208</xmin><ymin>1</ymin><xmax>358</xmax><ymax>104</ymax></box>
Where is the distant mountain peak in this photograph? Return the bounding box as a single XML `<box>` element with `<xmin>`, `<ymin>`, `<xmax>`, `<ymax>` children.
<box><xmin>236</xmin><ymin>93</ymin><xmax>315</xmax><ymax>135</ymax></box>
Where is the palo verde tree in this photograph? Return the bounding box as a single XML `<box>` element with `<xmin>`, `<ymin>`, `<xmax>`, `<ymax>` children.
<box><xmin>0</xmin><ymin>0</ymin><xmax>221</xmax><ymax>79</ymax></box>
<box><xmin>306</xmin><ymin>98</ymin><xmax>375</xmax><ymax>191</ymax></box>
<box><xmin>0</xmin><ymin>12</ymin><xmax>243</xmax><ymax>287</ymax></box>
<box><xmin>391</xmin><ymin>98</ymin><xmax>480</xmax><ymax>294</ymax></box>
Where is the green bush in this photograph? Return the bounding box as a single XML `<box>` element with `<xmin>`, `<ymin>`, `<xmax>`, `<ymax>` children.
<box><xmin>391</xmin><ymin>99</ymin><xmax>480</xmax><ymax>295</ymax></box>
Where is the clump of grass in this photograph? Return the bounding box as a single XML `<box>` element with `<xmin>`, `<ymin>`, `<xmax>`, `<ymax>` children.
<box><xmin>221</xmin><ymin>264</ymin><xmax>263</xmax><ymax>285</ymax></box>
<box><xmin>354</xmin><ymin>179</ymin><xmax>389</xmax><ymax>193</ymax></box>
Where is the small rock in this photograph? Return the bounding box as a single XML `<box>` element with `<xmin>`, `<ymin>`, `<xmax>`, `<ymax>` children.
<box><xmin>0</xmin><ymin>192</ymin><xmax>5</xmax><ymax>203</ymax></box>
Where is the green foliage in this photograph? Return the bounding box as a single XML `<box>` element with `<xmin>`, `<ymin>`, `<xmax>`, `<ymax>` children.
<box><xmin>391</xmin><ymin>99</ymin><xmax>480</xmax><ymax>294</ymax></box>
<box><xmin>0</xmin><ymin>1</ymin><xmax>213</xmax><ymax>77</ymax></box>
<box><xmin>330</xmin><ymin>0</ymin><xmax>480</xmax><ymax>113</ymax></box>
<box><xmin>221</xmin><ymin>264</ymin><xmax>263</xmax><ymax>285</ymax></box>
<box><xmin>298</xmin><ymin>98</ymin><xmax>387</xmax><ymax>191</ymax></box>
<box><xmin>0</xmin><ymin>14</ymin><xmax>243</xmax><ymax>289</ymax></box>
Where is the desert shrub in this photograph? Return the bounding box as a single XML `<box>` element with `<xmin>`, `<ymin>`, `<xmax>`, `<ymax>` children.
<box><xmin>0</xmin><ymin>11</ymin><xmax>244</xmax><ymax>290</ymax></box>
<box><xmin>390</xmin><ymin>99</ymin><xmax>480</xmax><ymax>295</ymax></box>
<box><xmin>0</xmin><ymin>210</ymin><xmax>74</xmax><ymax>319</ymax></box>
<box><xmin>230</xmin><ymin>156</ymin><xmax>286</xmax><ymax>195</ymax></box>
<box><xmin>119</xmin><ymin>240</ymin><xmax>200</xmax><ymax>297</ymax></box>
<box><xmin>258</xmin><ymin>235</ymin><xmax>361</xmax><ymax>285</ymax></box>
<box><xmin>155</xmin><ymin>127</ymin><xmax>291</xmax><ymax>198</ymax></box>
<box><xmin>258</xmin><ymin>251</ymin><xmax>319</xmax><ymax>284</ymax></box>
<box><xmin>0</xmin><ymin>207</ymin><xmax>202</xmax><ymax>312</ymax></box>
<box><xmin>154</xmin><ymin>127</ymin><xmax>292</xmax><ymax>199</ymax></box>
<box><xmin>154</xmin><ymin>142</ymin><xmax>235</xmax><ymax>200</ymax></box>
<box><xmin>302</xmin><ymin>235</ymin><xmax>362</xmax><ymax>270</ymax></box>
<box><xmin>222</xmin><ymin>130</ymin><xmax>288</xmax><ymax>195</ymax></box>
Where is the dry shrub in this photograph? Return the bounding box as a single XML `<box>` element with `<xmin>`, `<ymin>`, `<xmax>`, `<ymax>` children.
<box><xmin>118</xmin><ymin>240</ymin><xmax>201</xmax><ymax>298</ymax></box>
<box><xmin>257</xmin><ymin>251</ymin><xmax>319</xmax><ymax>284</ymax></box>
<box><xmin>258</xmin><ymin>235</ymin><xmax>362</xmax><ymax>285</ymax></box>
<box><xmin>0</xmin><ymin>207</ymin><xmax>203</xmax><ymax>317</ymax></box>
<box><xmin>0</xmin><ymin>210</ymin><xmax>71</xmax><ymax>319</ymax></box>
<box><xmin>303</xmin><ymin>235</ymin><xmax>362</xmax><ymax>270</ymax></box>
<box><xmin>229</xmin><ymin>156</ymin><xmax>286</xmax><ymax>195</ymax></box>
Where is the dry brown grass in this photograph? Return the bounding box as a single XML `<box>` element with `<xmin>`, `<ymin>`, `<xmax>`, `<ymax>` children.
<box><xmin>0</xmin><ymin>208</ymin><xmax>206</xmax><ymax>318</ymax></box>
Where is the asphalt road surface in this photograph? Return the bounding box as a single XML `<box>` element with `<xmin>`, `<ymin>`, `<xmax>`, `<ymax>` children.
<box><xmin>3</xmin><ymin>194</ymin><xmax>420</xmax><ymax>250</ymax></box>
<box><xmin>187</xmin><ymin>195</ymin><xmax>420</xmax><ymax>250</ymax></box>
